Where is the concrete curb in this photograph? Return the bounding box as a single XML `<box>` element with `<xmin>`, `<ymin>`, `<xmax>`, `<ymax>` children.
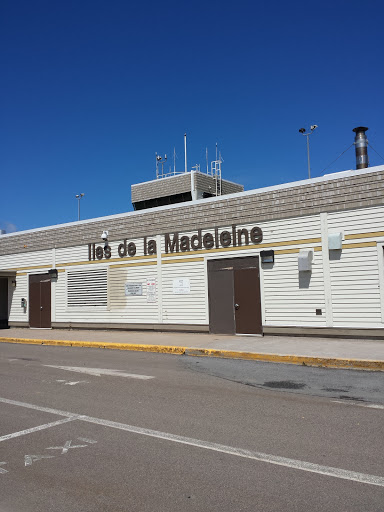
<box><xmin>0</xmin><ymin>337</ymin><xmax>383</xmax><ymax>371</ymax></box>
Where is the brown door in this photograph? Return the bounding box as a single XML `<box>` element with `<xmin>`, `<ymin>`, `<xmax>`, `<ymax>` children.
<box><xmin>234</xmin><ymin>267</ymin><xmax>262</xmax><ymax>334</ymax></box>
<box><xmin>29</xmin><ymin>274</ymin><xmax>51</xmax><ymax>328</ymax></box>
<box><xmin>0</xmin><ymin>278</ymin><xmax>8</xmax><ymax>329</ymax></box>
<box><xmin>208</xmin><ymin>257</ymin><xmax>262</xmax><ymax>335</ymax></box>
<box><xmin>207</xmin><ymin>261</ymin><xmax>235</xmax><ymax>334</ymax></box>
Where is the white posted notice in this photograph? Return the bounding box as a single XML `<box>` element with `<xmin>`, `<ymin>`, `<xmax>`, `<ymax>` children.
<box><xmin>147</xmin><ymin>279</ymin><xmax>156</xmax><ymax>302</ymax></box>
<box><xmin>125</xmin><ymin>283</ymin><xmax>143</xmax><ymax>296</ymax></box>
<box><xmin>173</xmin><ymin>278</ymin><xmax>190</xmax><ymax>294</ymax></box>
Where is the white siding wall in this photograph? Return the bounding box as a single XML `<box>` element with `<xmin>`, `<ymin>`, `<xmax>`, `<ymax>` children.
<box><xmin>258</xmin><ymin>216</ymin><xmax>325</xmax><ymax>326</ymax></box>
<box><xmin>8</xmin><ymin>275</ymin><xmax>29</xmax><ymax>322</ymax></box>
<box><xmin>161</xmin><ymin>261</ymin><xmax>207</xmax><ymax>324</ymax></box>
<box><xmin>0</xmin><ymin>249</ymin><xmax>52</xmax><ymax>271</ymax></box>
<box><xmin>108</xmin><ymin>265</ymin><xmax>158</xmax><ymax>323</ymax></box>
<box><xmin>1</xmin><ymin>205</ymin><xmax>383</xmax><ymax>330</ymax></box>
<box><xmin>327</xmin><ymin>206</ymin><xmax>384</xmax><ymax>235</ymax></box>
<box><xmin>327</xmin><ymin>206</ymin><xmax>384</xmax><ymax>328</ymax></box>
<box><xmin>262</xmin><ymin>251</ymin><xmax>326</xmax><ymax>326</ymax></box>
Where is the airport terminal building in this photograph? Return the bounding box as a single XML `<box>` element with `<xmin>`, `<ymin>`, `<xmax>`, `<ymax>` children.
<box><xmin>1</xmin><ymin>162</ymin><xmax>384</xmax><ymax>338</ymax></box>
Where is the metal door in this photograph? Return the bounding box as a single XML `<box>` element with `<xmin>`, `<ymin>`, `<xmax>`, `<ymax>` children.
<box><xmin>234</xmin><ymin>267</ymin><xmax>262</xmax><ymax>334</ymax></box>
<box><xmin>29</xmin><ymin>274</ymin><xmax>51</xmax><ymax>328</ymax></box>
<box><xmin>208</xmin><ymin>257</ymin><xmax>262</xmax><ymax>335</ymax></box>
<box><xmin>207</xmin><ymin>261</ymin><xmax>235</xmax><ymax>334</ymax></box>
<box><xmin>0</xmin><ymin>278</ymin><xmax>8</xmax><ymax>329</ymax></box>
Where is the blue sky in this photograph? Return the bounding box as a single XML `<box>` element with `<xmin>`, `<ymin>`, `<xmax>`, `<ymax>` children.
<box><xmin>1</xmin><ymin>0</ymin><xmax>383</xmax><ymax>233</ymax></box>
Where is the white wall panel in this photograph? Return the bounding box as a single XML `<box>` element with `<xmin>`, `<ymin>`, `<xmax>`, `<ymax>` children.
<box><xmin>108</xmin><ymin>265</ymin><xmax>158</xmax><ymax>323</ymax></box>
<box><xmin>262</xmin><ymin>251</ymin><xmax>326</xmax><ymax>326</ymax></box>
<box><xmin>161</xmin><ymin>261</ymin><xmax>207</xmax><ymax>324</ymax></box>
<box><xmin>327</xmin><ymin>206</ymin><xmax>384</xmax><ymax>234</ymax></box>
<box><xmin>329</xmin><ymin>246</ymin><xmax>382</xmax><ymax>326</ymax></box>
<box><xmin>326</xmin><ymin>207</ymin><xmax>384</xmax><ymax>327</ymax></box>
<box><xmin>0</xmin><ymin>249</ymin><xmax>52</xmax><ymax>270</ymax></box>
<box><xmin>8</xmin><ymin>276</ymin><xmax>29</xmax><ymax>322</ymax></box>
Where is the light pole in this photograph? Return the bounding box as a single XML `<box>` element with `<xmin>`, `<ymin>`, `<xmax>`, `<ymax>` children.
<box><xmin>75</xmin><ymin>193</ymin><xmax>84</xmax><ymax>221</ymax></box>
<box><xmin>299</xmin><ymin>125</ymin><xmax>318</xmax><ymax>179</ymax></box>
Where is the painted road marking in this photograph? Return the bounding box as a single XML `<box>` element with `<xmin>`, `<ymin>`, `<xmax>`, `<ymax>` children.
<box><xmin>44</xmin><ymin>365</ymin><xmax>154</xmax><ymax>380</ymax></box>
<box><xmin>55</xmin><ymin>379</ymin><xmax>89</xmax><ymax>386</ymax></box>
<box><xmin>0</xmin><ymin>397</ymin><xmax>78</xmax><ymax>417</ymax></box>
<box><xmin>0</xmin><ymin>396</ymin><xmax>383</xmax><ymax>487</ymax></box>
<box><xmin>46</xmin><ymin>440</ymin><xmax>88</xmax><ymax>454</ymax></box>
<box><xmin>77</xmin><ymin>437</ymin><xmax>97</xmax><ymax>444</ymax></box>
<box><xmin>332</xmin><ymin>400</ymin><xmax>384</xmax><ymax>410</ymax></box>
<box><xmin>0</xmin><ymin>417</ymin><xmax>78</xmax><ymax>443</ymax></box>
<box><xmin>1</xmin><ymin>437</ymin><xmax>98</xmax><ymax>475</ymax></box>
<box><xmin>25</xmin><ymin>455</ymin><xmax>55</xmax><ymax>467</ymax></box>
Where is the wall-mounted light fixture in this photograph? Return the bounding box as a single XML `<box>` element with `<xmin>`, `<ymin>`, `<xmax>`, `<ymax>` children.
<box><xmin>298</xmin><ymin>249</ymin><xmax>314</xmax><ymax>271</ymax></box>
<box><xmin>11</xmin><ymin>279</ymin><xmax>16</xmax><ymax>287</ymax></box>
<box><xmin>48</xmin><ymin>269</ymin><xmax>58</xmax><ymax>278</ymax></box>
<box><xmin>328</xmin><ymin>232</ymin><xmax>343</xmax><ymax>250</ymax></box>
<box><xmin>260</xmin><ymin>250</ymin><xmax>275</xmax><ymax>264</ymax></box>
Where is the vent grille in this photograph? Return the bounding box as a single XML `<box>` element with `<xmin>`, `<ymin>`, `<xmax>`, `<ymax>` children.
<box><xmin>67</xmin><ymin>269</ymin><xmax>107</xmax><ymax>307</ymax></box>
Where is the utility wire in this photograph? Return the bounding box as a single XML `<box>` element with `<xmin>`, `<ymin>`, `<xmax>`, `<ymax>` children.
<box><xmin>318</xmin><ymin>142</ymin><xmax>354</xmax><ymax>176</ymax></box>
<box><xmin>368</xmin><ymin>143</ymin><xmax>384</xmax><ymax>163</ymax></box>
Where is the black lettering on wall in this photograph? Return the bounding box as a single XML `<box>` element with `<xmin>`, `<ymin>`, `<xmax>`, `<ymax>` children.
<box><xmin>220</xmin><ymin>230</ymin><xmax>232</xmax><ymax>247</ymax></box>
<box><xmin>203</xmin><ymin>232</ymin><xmax>214</xmax><ymax>249</ymax></box>
<box><xmin>128</xmin><ymin>242</ymin><xmax>136</xmax><ymax>257</ymax></box>
<box><xmin>232</xmin><ymin>225</ymin><xmax>237</xmax><ymax>247</ymax></box>
<box><xmin>237</xmin><ymin>228</ymin><xmax>249</xmax><ymax>246</ymax></box>
<box><xmin>104</xmin><ymin>245</ymin><xmax>111</xmax><ymax>259</ymax></box>
<box><xmin>165</xmin><ymin>233</ymin><xmax>179</xmax><ymax>253</ymax></box>
<box><xmin>214</xmin><ymin>228</ymin><xmax>219</xmax><ymax>248</ymax></box>
<box><xmin>143</xmin><ymin>236</ymin><xmax>147</xmax><ymax>256</ymax></box>
<box><xmin>148</xmin><ymin>239</ymin><xmax>157</xmax><ymax>255</ymax></box>
<box><xmin>118</xmin><ymin>239</ymin><xmax>127</xmax><ymax>258</ymax></box>
<box><xmin>180</xmin><ymin>236</ymin><xmax>190</xmax><ymax>252</ymax></box>
<box><xmin>96</xmin><ymin>246</ymin><xmax>104</xmax><ymax>260</ymax></box>
<box><xmin>250</xmin><ymin>226</ymin><xmax>263</xmax><ymax>243</ymax></box>
<box><xmin>191</xmin><ymin>229</ymin><xmax>202</xmax><ymax>250</ymax></box>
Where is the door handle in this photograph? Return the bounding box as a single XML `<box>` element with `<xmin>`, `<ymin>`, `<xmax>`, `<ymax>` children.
<box><xmin>40</xmin><ymin>306</ymin><xmax>43</xmax><ymax>311</ymax></box>
<box><xmin>234</xmin><ymin>303</ymin><xmax>239</xmax><ymax>310</ymax></box>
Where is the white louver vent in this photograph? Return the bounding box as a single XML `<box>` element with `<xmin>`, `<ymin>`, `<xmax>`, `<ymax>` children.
<box><xmin>67</xmin><ymin>269</ymin><xmax>107</xmax><ymax>307</ymax></box>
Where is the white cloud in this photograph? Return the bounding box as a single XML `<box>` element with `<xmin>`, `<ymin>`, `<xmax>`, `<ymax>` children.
<box><xmin>0</xmin><ymin>222</ymin><xmax>18</xmax><ymax>233</ymax></box>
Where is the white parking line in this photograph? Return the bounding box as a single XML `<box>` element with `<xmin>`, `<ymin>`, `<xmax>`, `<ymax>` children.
<box><xmin>0</xmin><ymin>397</ymin><xmax>76</xmax><ymax>417</ymax></box>
<box><xmin>0</xmin><ymin>396</ymin><xmax>383</xmax><ymax>487</ymax></box>
<box><xmin>0</xmin><ymin>417</ymin><xmax>78</xmax><ymax>443</ymax></box>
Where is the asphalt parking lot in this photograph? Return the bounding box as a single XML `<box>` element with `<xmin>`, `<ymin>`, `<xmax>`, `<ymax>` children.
<box><xmin>1</xmin><ymin>343</ymin><xmax>383</xmax><ymax>511</ymax></box>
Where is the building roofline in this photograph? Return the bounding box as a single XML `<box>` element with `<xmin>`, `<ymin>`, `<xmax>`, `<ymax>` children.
<box><xmin>131</xmin><ymin>170</ymin><xmax>243</xmax><ymax>188</ymax></box>
<box><xmin>2</xmin><ymin>165</ymin><xmax>384</xmax><ymax>239</ymax></box>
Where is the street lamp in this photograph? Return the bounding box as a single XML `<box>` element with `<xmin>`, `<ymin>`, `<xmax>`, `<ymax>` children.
<box><xmin>299</xmin><ymin>125</ymin><xmax>318</xmax><ymax>179</ymax></box>
<box><xmin>75</xmin><ymin>193</ymin><xmax>85</xmax><ymax>221</ymax></box>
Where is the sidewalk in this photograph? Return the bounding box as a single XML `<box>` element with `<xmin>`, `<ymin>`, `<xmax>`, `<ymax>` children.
<box><xmin>0</xmin><ymin>327</ymin><xmax>383</xmax><ymax>371</ymax></box>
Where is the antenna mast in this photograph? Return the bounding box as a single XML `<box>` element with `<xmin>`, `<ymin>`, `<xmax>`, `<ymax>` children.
<box><xmin>184</xmin><ymin>133</ymin><xmax>187</xmax><ymax>173</ymax></box>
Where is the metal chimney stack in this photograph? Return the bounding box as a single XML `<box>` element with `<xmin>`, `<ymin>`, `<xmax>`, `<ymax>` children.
<box><xmin>352</xmin><ymin>127</ymin><xmax>369</xmax><ymax>169</ymax></box>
